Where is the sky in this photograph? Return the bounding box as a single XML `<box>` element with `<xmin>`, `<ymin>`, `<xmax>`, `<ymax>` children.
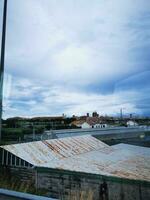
<box><xmin>0</xmin><ymin>0</ymin><xmax>150</xmax><ymax>118</ymax></box>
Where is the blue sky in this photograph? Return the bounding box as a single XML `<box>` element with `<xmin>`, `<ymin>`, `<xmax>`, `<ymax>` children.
<box><xmin>0</xmin><ymin>0</ymin><xmax>150</xmax><ymax>118</ymax></box>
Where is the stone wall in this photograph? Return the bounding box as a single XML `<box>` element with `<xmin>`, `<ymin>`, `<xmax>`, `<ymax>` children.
<box><xmin>36</xmin><ymin>168</ymin><xmax>150</xmax><ymax>200</ymax></box>
<box><xmin>0</xmin><ymin>166</ymin><xmax>150</xmax><ymax>200</ymax></box>
<box><xmin>0</xmin><ymin>166</ymin><xmax>35</xmax><ymax>184</ymax></box>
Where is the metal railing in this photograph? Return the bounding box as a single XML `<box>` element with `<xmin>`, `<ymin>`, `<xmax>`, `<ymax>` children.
<box><xmin>0</xmin><ymin>188</ymin><xmax>57</xmax><ymax>200</ymax></box>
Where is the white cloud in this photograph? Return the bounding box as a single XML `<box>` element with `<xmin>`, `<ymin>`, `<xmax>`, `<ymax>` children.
<box><xmin>4</xmin><ymin>0</ymin><xmax>150</xmax><ymax>85</ymax></box>
<box><xmin>3</xmin><ymin>76</ymin><xmax>142</xmax><ymax>118</ymax></box>
<box><xmin>1</xmin><ymin>0</ymin><xmax>150</xmax><ymax>117</ymax></box>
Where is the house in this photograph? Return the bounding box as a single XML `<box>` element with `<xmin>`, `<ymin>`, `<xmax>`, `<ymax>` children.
<box><xmin>71</xmin><ymin>120</ymin><xmax>91</xmax><ymax>129</ymax></box>
<box><xmin>71</xmin><ymin>117</ymin><xmax>108</xmax><ymax>129</ymax></box>
<box><xmin>94</xmin><ymin>123</ymin><xmax>108</xmax><ymax>128</ymax></box>
<box><xmin>86</xmin><ymin>117</ymin><xmax>108</xmax><ymax>128</ymax></box>
<box><xmin>127</xmin><ymin>120</ymin><xmax>138</xmax><ymax>127</ymax></box>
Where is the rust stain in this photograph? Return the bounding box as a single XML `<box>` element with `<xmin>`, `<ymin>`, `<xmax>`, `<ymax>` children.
<box><xmin>111</xmin><ymin>170</ymin><xmax>134</xmax><ymax>178</ymax></box>
<box><xmin>42</xmin><ymin>140</ymin><xmax>66</xmax><ymax>158</ymax></box>
<box><xmin>1</xmin><ymin>136</ymin><xmax>150</xmax><ymax>182</ymax></box>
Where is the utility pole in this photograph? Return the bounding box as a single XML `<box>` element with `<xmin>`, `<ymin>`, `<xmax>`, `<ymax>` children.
<box><xmin>120</xmin><ymin>108</ymin><xmax>123</xmax><ymax>121</ymax></box>
<box><xmin>32</xmin><ymin>123</ymin><xmax>35</xmax><ymax>141</ymax></box>
<box><xmin>0</xmin><ymin>0</ymin><xmax>8</xmax><ymax>141</ymax></box>
<box><xmin>120</xmin><ymin>108</ymin><xmax>126</xmax><ymax>125</ymax></box>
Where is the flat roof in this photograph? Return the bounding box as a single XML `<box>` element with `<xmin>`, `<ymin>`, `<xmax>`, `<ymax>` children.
<box><xmin>1</xmin><ymin>135</ymin><xmax>150</xmax><ymax>182</ymax></box>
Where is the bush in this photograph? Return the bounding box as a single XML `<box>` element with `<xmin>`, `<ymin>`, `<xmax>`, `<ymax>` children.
<box><xmin>2</xmin><ymin>128</ymin><xmax>23</xmax><ymax>140</ymax></box>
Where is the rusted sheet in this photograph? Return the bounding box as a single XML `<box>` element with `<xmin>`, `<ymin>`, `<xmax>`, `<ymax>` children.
<box><xmin>0</xmin><ymin>135</ymin><xmax>109</xmax><ymax>165</ymax></box>
<box><xmin>1</xmin><ymin>136</ymin><xmax>150</xmax><ymax>182</ymax></box>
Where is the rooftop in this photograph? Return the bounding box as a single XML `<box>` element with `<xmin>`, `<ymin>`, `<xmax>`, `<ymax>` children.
<box><xmin>1</xmin><ymin>135</ymin><xmax>150</xmax><ymax>183</ymax></box>
<box><xmin>71</xmin><ymin>117</ymin><xmax>106</xmax><ymax>126</ymax></box>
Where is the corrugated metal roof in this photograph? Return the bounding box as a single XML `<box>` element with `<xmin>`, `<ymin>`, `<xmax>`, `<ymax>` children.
<box><xmin>1</xmin><ymin>136</ymin><xmax>150</xmax><ymax>182</ymax></box>
<box><xmin>40</xmin><ymin>143</ymin><xmax>150</xmax><ymax>182</ymax></box>
<box><xmin>0</xmin><ymin>135</ymin><xmax>109</xmax><ymax>165</ymax></box>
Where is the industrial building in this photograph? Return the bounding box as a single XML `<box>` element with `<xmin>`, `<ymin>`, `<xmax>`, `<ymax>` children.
<box><xmin>0</xmin><ymin>135</ymin><xmax>150</xmax><ymax>199</ymax></box>
<box><xmin>24</xmin><ymin>126</ymin><xmax>150</xmax><ymax>142</ymax></box>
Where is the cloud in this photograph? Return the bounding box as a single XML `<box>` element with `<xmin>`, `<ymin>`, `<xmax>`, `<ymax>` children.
<box><xmin>0</xmin><ymin>0</ymin><xmax>150</xmax><ymax>117</ymax></box>
<box><xmin>3</xmin><ymin>75</ymin><xmax>143</xmax><ymax>118</ymax></box>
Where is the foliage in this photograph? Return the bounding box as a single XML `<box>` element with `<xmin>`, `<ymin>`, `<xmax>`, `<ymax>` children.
<box><xmin>2</xmin><ymin>128</ymin><xmax>23</xmax><ymax>141</ymax></box>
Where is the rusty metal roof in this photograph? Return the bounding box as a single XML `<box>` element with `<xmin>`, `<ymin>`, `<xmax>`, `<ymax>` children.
<box><xmin>47</xmin><ymin>143</ymin><xmax>150</xmax><ymax>182</ymax></box>
<box><xmin>1</xmin><ymin>136</ymin><xmax>150</xmax><ymax>182</ymax></box>
<box><xmin>0</xmin><ymin>135</ymin><xmax>109</xmax><ymax>165</ymax></box>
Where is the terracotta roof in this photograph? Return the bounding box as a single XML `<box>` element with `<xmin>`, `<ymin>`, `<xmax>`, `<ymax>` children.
<box><xmin>71</xmin><ymin>117</ymin><xmax>106</xmax><ymax>127</ymax></box>
<box><xmin>86</xmin><ymin>117</ymin><xmax>104</xmax><ymax>126</ymax></box>
<box><xmin>71</xmin><ymin>120</ymin><xmax>86</xmax><ymax>126</ymax></box>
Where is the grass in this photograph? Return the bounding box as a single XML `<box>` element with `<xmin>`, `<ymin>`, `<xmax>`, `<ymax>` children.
<box><xmin>0</xmin><ymin>177</ymin><xmax>94</xmax><ymax>200</ymax></box>
<box><xmin>69</xmin><ymin>190</ymin><xmax>94</xmax><ymax>200</ymax></box>
<box><xmin>0</xmin><ymin>176</ymin><xmax>48</xmax><ymax>196</ymax></box>
<box><xmin>0</xmin><ymin>173</ymin><xmax>94</xmax><ymax>200</ymax></box>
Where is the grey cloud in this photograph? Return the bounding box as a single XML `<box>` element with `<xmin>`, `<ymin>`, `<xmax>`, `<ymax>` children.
<box><xmin>1</xmin><ymin>0</ymin><xmax>150</xmax><ymax>117</ymax></box>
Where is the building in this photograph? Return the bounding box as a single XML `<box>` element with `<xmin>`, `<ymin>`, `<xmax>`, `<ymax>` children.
<box><xmin>94</xmin><ymin>123</ymin><xmax>108</xmax><ymax>128</ymax></box>
<box><xmin>5</xmin><ymin>116</ymin><xmax>66</xmax><ymax>130</ymax></box>
<box><xmin>23</xmin><ymin>126</ymin><xmax>149</xmax><ymax>142</ymax></box>
<box><xmin>92</xmin><ymin>111</ymin><xmax>99</xmax><ymax>117</ymax></box>
<box><xmin>71</xmin><ymin>120</ymin><xmax>91</xmax><ymax>128</ymax></box>
<box><xmin>71</xmin><ymin>117</ymin><xmax>108</xmax><ymax>129</ymax></box>
<box><xmin>0</xmin><ymin>135</ymin><xmax>150</xmax><ymax>199</ymax></box>
<box><xmin>127</xmin><ymin>120</ymin><xmax>138</xmax><ymax>127</ymax></box>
